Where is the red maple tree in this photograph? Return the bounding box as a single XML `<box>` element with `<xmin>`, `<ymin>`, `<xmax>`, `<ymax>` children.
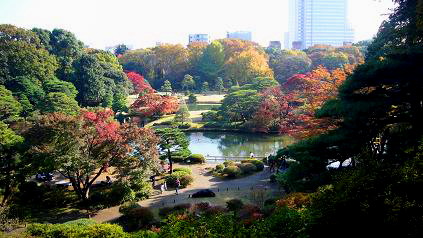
<box><xmin>126</xmin><ymin>71</ymin><xmax>154</xmax><ymax>94</ymax></box>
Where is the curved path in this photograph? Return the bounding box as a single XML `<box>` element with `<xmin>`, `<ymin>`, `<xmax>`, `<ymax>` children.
<box><xmin>92</xmin><ymin>163</ymin><xmax>281</xmax><ymax>223</ymax></box>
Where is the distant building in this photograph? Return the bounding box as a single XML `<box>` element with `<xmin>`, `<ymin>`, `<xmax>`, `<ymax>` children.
<box><xmin>287</xmin><ymin>0</ymin><xmax>354</xmax><ymax>49</ymax></box>
<box><xmin>189</xmin><ymin>34</ymin><xmax>210</xmax><ymax>44</ymax></box>
<box><xmin>268</xmin><ymin>41</ymin><xmax>281</xmax><ymax>49</ymax></box>
<box><xmin>226</xmin><ymin>31</ymin><xmax>252</xmax><ymax>41</ymax></box>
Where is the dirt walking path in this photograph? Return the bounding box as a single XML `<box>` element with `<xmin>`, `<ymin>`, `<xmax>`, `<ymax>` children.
<box><xmin>92</xmin><ymin>163</ymin><xmax>281</xmax><ymax>223</ymax></box>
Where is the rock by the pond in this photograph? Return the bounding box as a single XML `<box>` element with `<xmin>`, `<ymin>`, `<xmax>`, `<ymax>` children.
<box><xmin>191</xmin><ymin>189</ymin><xmax>216</xmax><ymax>198</ymax></box>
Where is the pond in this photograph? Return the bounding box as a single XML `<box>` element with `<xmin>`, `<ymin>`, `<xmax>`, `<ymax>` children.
<box><xmin>185</xmin><ymin>131</ymin><xmax>295</xmax><ymax>160</ymax></box>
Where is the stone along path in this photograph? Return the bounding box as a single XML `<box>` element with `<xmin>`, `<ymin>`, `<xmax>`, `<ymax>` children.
<box><xmin>92</xmin><ymin>163</ymin><xmax>282</xmax><ymax>223</ymax></box>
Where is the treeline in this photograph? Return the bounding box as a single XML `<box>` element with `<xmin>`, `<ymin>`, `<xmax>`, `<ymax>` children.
<box><xmin>118</xmin><ymin>39</ymin><xmax>365</xmax><ymax>91</ymax></box>
<box><xmin>0</xmin><ymin>24</ymin><xmax>132</xmax><ymax>120</ymax></box>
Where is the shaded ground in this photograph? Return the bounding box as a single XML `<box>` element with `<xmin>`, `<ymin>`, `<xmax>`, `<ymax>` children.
<box><xmin>92</xmin><ymin>163</ymin><xmax>281</xmax><ymax>223</ymax></box>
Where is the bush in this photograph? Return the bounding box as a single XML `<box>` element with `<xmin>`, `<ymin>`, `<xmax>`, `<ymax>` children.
<box><xmin>226</xmin><ymin>199</ymin><xmax>244</xmax><ymax>212</ymax></box>
<box><xmin>26</xmin><ymin>223</ymin><xmax>128</xmax><ymax>238</ymax></box>
<box><xmin>165</xmin><ymin>171</ymin><xmax>193</xmax><ymax>188</ymax></box>
<box><xmin>215</xmin><ymin>164</ymin><xmax>224</xmax><ymax>172</ymax></box>
<box><xmin>159</xmin><ymin>204</ymin><xmax>191</xmax><ymax>218</ymax></box>
<box><xmin>241</xmin><ymin>159</ymin><xmax>264</xmax><ymax>171</ymax></box>
<box><xmin>108</xmin><ymin>181</ymin><xmax>136</xmax><ymax>205</ymax></box>
<box><xmin>173</xmin><ymin>167</ymin><xmax>192</xmax><ymax>174</ymax></box>
<box><xmin>124</xmin><ymin>207</ymin><xmax>155</xmax><ymax>231</ymax></box>
<box><xmin>193</xmin><ymin>202</ymin><xmax>211</xmax><ymax>213</ymax></box>
<box><xmin>188</xmin><ymin>94</ymin><xmax>197</xmax><ymax>104</ymax></box>
<box><xmin>223</xmin><ymin>166</ymin><xmax>241</xmax><ymax>178</ymax></box>
<box><xmin>131</xmin><ymin>230</ymin><xmax>159</xmax><ymax>238</ymax></box>
<box><xmin>201</xmin><ymin>111</ymin><xmax>219</xmax><ymax>121</ymax></box>
<box><xmin>238</xmin><ymin>163</ymin><xmax>257</xmax><ymax>175</ymax></box>
<box><xmin>119</xmin><ymin>202</ymin><xmax>142</xmax><ymax>216</ymax></box>
<box><xmin>177</xmin><ymin>123</ymin><xmax>190</xmax><ymax>129</ymax></box>
<box><xmin>186</xmin><ymin>154</ymin><xmax>205</xmax><ymax>164</ymax></box>
<box><xmin>223</xmin><ymin>160</ymin><xmax>235</xmax><ymax>167</ymax></box>
<box><xmin>63</xmin><ymin>218</ymin><xmax>97</xmax><ymax>225</ymax></box>
<box><xmin>270</xmin><ymin>174</ymin><xmax>277</xmax><ymax>183</ymax></box>
<box><xmin>203</xmin><ymin>206</ymin><xmax>227</xmax><ymax>216</ymax></box>
<box><xmin>130</xmin><ymin>179</ymin><xmax>152</xmax><ymax>200</ymax></box>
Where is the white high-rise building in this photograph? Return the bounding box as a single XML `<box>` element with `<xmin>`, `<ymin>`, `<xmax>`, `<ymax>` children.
<box><xmin>226</xmin><ymin>31</ymin><xmax>252</xmax><ymax>41</ymax></box>
<box><xmin>287</xmin><ymin>0</ymin><xmax>354</xmax><ymax>49</ymax></box>
<box><xmin>189</xmin><ymin>34</ymin><xmax>210</xmax><ymax>44</ymax></box>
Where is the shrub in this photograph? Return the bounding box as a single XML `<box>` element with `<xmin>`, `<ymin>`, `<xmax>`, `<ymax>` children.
<box><xmin>238</xmin><ymin>163</ymin><xmax>257</xmax><ymax>175</ymax></box>
<box><xmin>130</xmin><ymin>179</ymin><xmax>152</xmax><ymax>200</ymax></box>
<box><xmin>63</xmin><ymin>218</ymin><xmax>97</xmax><ymax>225</ymax></box>
<box><xmin>223</xmin><ymin>166</ymin><xmax>241</xmax><ymax>178</ymax></box>
<box><xmin>177</xmin><ymin>123</ymin><xmax>191</xmax><ymax>129</ymax></box>
<box><xmin>193</xmin><ymin>202</ymin><xmax>211</xmax><ymax>213</ymax></box>
<box><xmin>241</xmin><ymin>159</ymin><xmax>264</xmax><ymax>171</ymax></box>
<box><xmin>159</xmin><ymin>204</ymin><xmax>191</xmax><ymax>218</ymax></box>
<box><xmin>226</xmin><ymin>199</ymin><xmax>244</xmax><ymax>212</ymax></box>
<box><xmin>165</xmin><ymin>171</ymin><xmax>193</xmax><ymax>188</ymax></box>
<box><xmin>276</xmin><ymin>192</ymin><xmax>311</xmax><ymax>209</ymax></box>
<box><xmin>188</xmin><ymin>94</ymin><xmax>197</xmax><ymax>104</ymax></box>
<box><xmin>108</xmin><ymin>181</ymin><xmax>136</xmax><ymax>205</ymax></box>
<box><xmin>204</xmin><ymin>206</ymin><xmax>227</xmax><ymax>216</ymax></box>
<box><xmin>215</xmin><ymin>164</ymin><xmax>224</xmax><ymax>172</ymax></box>
<box><xmin>270</xmin><ymin>174</ymin><xmax>277</xmax><ymax>183</ymax></box>
<box><xmin>223</xmin><ymin>160</ymin><xmax>235</xmax><ymax>167</ymax></box>
<box><xmin>119</xmin><ymin>202</ymin><xmax>142</xmax><ymax>216</ymax></box>
<box><xmin>131</xmin><ymin>230</ymin><xmax>159</xmax><ymax>238</ymax></box>
<box><xmin>124</xmin><ymin>207</ymin><xmax>155</xmax><ymax>231</ymax></box>
<box><xmin>173</xmin><ymin>167</ymin><xmax>192</xmax><ymax>174</ymax></box>
<box><xmin>26</xmin><ymin>223</ymin><xmax>128</xmax><ymax>238</ymax></box>
<box><xmin>186</xmin><ymin>154</ymin><xmax>205</xmax><ymax>164</ymax></box>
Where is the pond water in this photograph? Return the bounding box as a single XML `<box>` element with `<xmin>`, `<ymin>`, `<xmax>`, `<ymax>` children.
<box><xmin>185</xmin><ymin>131</ymin><xmax>295</xmax><ymax>159</ymax></box>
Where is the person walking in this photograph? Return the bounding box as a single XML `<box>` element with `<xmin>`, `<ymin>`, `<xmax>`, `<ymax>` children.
<box><xmin>175</xmin><ymin>178</ymin><xmax>181</xmax><ymax>195</ymax></box>
<box><xmin>249</xmin><ymin>152</ymin><xmax>255</xmax><ymax>158</ymax></box>
<box><xmin>160</xmin><ymin>183</ymin><xmax>165</xmax><ymax>194</ymax></box>
<box><xmin>163</xmin><ymin>181</ymin><xmax>167</xmax><ymax>191</ymax></box>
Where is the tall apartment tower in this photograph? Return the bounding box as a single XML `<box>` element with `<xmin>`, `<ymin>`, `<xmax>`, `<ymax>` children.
<box><xmin>286</xmin><ymin>0</ymin><xmax>354</xmax><ymax>49</ymax></box>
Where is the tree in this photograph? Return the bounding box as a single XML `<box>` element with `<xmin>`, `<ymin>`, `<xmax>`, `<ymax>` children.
<box><xmin>201</xmin><ymin>81</ymin><xmax>209</xmax><ymax>94</ymax></box>
<box><xmin>161</xmin><ymin>80</ymin><xmax>172</xmax><ymax>94</ymax></box>
<box><xmin>220</xmin><ymin>90</ymin><xmax>261</xmax><ymax>123</ymax></box>
<box><xmin>214</xmin><ymin>77</ymin><xmax>225</xmax><ymax>93</ymax></box>
<box><xmin>268</xmin><ymin>50</ymin><xmax>312</xmax><ymax>84</ymax></box>
<box><xmin>0</xmin><ymin>121</ymin><xmax>24</xmax><ymax>205</ymax></box>
<box><xmin>72</xmin><ymin>54</ymin><xmax>106</xmax><ymax>106</ymax></box>
<box><xmin>173</xmin><ymin>99</ymin><xmax>191</xmax><ymax>124</ymax></box>
<box><xmin>155</xmin><ymin>128</ymin><xmax>189</xmax><ymax>173</ymax></box>
<box><xmin>181</xmin><ymin>74</ymin><xmax>195</xmax><ymax>92</ymax></box>
<box><xmin>26</xmin><ymin>109</ymin><xmax>159</xmax><ymax>200</ymax></box>
<box><xmin>197</xmin><ymin>41</ymin><xmax>225</xmax><ymax>82</ymax></box>
<box><xmin>126</xmin><ymin>71</ymin><xmax>154</xmax><ymax>94</ymax></box>
<box><xmin>40</xmin><ymin>92</ymin><xmax>80</xmax><ymax>115</ymax></box>
<box><xmin>225</xmin><ymin>49</ymin><xmax>273</xmax><ymax>85</ymax></box>
<box><xmin>114</xmin><ymin>44</ymin><xmax>130</xmax><ymax>56</ymax></box>
<box><xmin>112</xmin><ymin>91</ymin><xmax>128</xmax><ymax>112</ymax></box>
<box><xmin>0</xmin><ymin>86</ymin><xmax>22</xmax><ymax>122</ymax></box>
<box><xmin>131</xmin><ymin>93</ymin><xmax>179</xmax><ymax>118</ymax></box>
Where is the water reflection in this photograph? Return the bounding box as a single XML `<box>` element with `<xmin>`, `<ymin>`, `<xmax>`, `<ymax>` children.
<box><xmin>186</xmin><ymin>131</ymin><xmax>294</xmax><ymax>157</ymax></box>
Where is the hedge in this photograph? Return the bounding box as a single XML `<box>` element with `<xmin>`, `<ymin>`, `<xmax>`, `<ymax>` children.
<box><xmin>186</xmin><ymin>154</ymin><xmax>205</xmax><ymax>164</ymax></box>
<box><xmin>165</xmin><ymin>171</ymin><xmax>194</xmax><ymax>188</ymax></box>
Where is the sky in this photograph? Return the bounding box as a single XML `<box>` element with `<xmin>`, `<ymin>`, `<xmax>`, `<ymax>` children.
<box><xmin>0</xmin><ymin>0</ymin><xmax>395</xmax><ymax>50</ymax></box>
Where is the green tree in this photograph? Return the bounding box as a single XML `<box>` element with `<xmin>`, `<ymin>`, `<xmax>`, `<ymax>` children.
<box><xmin>181</xmin><ymin>74</ymin><xmax>195</xmax><ymax>92</ymax></box>
<box><xmin>220</xmin><ymin>89</ymin><xmax>261</xmax><ymax>123</ymax></box>
<box><xmin>72</xmin><ymin>54</ymin><xmax>106</xmax><ymax>106</ymax></box>
<box><xmin>173</xmin><ymin>99</ymin><xmax>191</xmax><ymax>124</ymax></box>
<box><xmin>0</xmin><ymin>121</ymin><xmax>24</xmax><ymax>205</ymax></box>
<box><xmin>155</xmin><ymin>128</ymin><xmax>189</xmax><ymax>173</ymax></box>
<box><xmin>268</xmin><ymin>50</ymin><xmax>312</xmax><ymax>84</ymax></box>
<box><xmin>0</xmin><ymin>86</ymin><xmax>22</xmax><ymax>122</ymax></box>
<box><xmin>201</xmin><ymin>81</ymin><xmax>209</xmax><ymax>94</ymax></box>
<box><xmin>187</xmin><ymin>93</ymin><xmax>197</xmax><ymax>104</ymax></box>
<box><xmin>214</xmin><ymin>77</ymin><xmax>225</xmax><ymax>93</ymax></box>
<box><xmin>161</xmin><ymin>80</ymin><xmax>172</xmax><ymax>94</ymax></box>
<box><xmin>112</xmin><ymin>91</ymin><xmax>128</xmax><ymax>112</ymax></box>
<box><xmin>114</xmin><ymin>44</ymin><xmax>130</xmax><ymax>56</ymax></box>
<box><xmin>197</xmin><ymin>41</ymin><xmax>225</xmax><ymax>82</ymax></box>
<box><xmin>40</xmin><ymin>92</ymin><xmax>80</xmax><ymax>115</ymax></box>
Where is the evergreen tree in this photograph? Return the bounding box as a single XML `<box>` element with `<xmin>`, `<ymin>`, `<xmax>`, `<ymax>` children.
<box><xmin>214</xmin><ymin>77</ymin><xmax>225</xmax><ymax>94</ymax></box>
<box><xmin>161</xmin><ymin>80</ymin><xmax>172</xmax><ymax>94</ymax></box>
<box><xmin>173</xmin><ymin>98</ymin><xmax>191</xmax><ymax>124</ymax></box>
<box><xmin>201</xmin><ymin>82</ymin><xmax>209</xmax><ymax>94</ymax></box>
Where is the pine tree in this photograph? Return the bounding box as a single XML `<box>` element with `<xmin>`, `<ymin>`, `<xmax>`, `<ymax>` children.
<box><xmin>174</xmin><ymin>98</ymin><xmax>191</xmax><ymax>124</ymax></box>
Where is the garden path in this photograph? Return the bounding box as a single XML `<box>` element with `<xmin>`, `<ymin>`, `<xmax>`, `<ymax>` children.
<box><xmin>92</xmin><ymin>163</ymin><xmax>281</xmax><ymax>223</ymax></box>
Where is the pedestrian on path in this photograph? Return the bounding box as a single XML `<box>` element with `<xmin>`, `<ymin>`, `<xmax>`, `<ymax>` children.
<box><xmin>160</xmin><ymin>183</ymin><xmax>165</xmax><ymax>194</ymax></box>
<box><xmin>175</xmin><ymin>178</ymin><xmax>180</xmax><ymax>195</ymax></box>
<box><xmin>164</xmin><ymin>181</ymin><xmax>167</xmax><ymax>191</ymax></box>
